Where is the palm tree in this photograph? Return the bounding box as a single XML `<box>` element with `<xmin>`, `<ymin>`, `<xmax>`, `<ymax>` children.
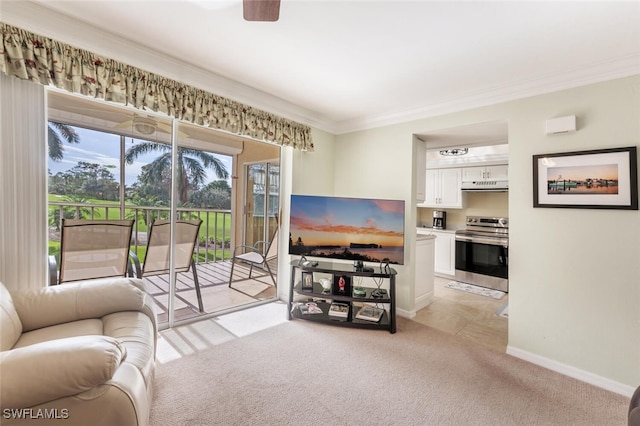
<box><xmin>48</xmin><ymin>121</ymin><xmax>80</xmax><ymax>161</ymax></box>
<box><xmin>124</xmin><ymin>142</ymin><xmax>229</xmax><ymax>204</ymax></box>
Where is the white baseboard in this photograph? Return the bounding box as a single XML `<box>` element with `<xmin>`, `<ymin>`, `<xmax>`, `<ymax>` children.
<box><xmin>507</xmin><ymin>345</ymin><xmax>635</xmax><ymax>397</ymax></box>
<box><xmin>414</xmin><ymin>291</ymin><xmax>434</xmax><ymax>312</ymax></box>
<box><xmin>396</xmin><ymin>292</ymin><xmax>434</xmax><ymax>319</ymax></box>
<box><xmin>396</xmin><ymin>308</ymin><xmax>416</xmax><ymax>319</ymax></box>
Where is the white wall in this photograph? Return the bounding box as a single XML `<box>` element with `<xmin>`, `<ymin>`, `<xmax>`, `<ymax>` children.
<box><xmin>506</xmin><ymin>77</ymin><xmax>640</xmax><ymax>393</ymax></box>
<box><xmin>332</xmin><ymin>124</ymin><xmax>419</xmax><ymax>312</ymax></box>
<box><xmin>278</xmin><ymin>128</ymin><xmax>336</xmax><ymax>301</ymax></box>
<box><xmin>323</xmin><ymin>76</ymin><xmax>640</xmax><ymax>394</ymax></box>
<box><xmin>292</xmin><ymin>128</ymin><xmax>336</xmax><ymax>195</ymax></box>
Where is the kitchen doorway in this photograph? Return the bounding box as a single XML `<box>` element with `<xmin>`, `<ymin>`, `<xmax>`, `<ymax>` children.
<box><xmin>415</xmin><ymin>119</ymin><xmax>510</xmax><ymax>351</ymax></box>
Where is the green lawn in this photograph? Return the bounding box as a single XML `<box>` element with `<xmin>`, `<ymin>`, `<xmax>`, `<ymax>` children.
<box><xmin>48</xmin><ymin>195</ymin><xmax>232</xmax><ymax>261</ymax></box>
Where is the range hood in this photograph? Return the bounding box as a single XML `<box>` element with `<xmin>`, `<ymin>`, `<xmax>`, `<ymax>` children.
<box><xmin>461</xmin><ymin>180</ymin><xmax>509</xmax><ymax>192</ymax></box>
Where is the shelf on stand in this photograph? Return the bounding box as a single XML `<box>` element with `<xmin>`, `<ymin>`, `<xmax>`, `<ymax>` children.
<box><xmin>288</xmin><ymin>260</ymin><xmax>396</xmax><ymax>333</ymax></box>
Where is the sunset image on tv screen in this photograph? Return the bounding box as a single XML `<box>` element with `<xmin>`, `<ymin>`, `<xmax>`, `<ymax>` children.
<box><xmin>289</xmin><ymin>195</ymin><xmax>405</xmax><ymax>264</ymax></box>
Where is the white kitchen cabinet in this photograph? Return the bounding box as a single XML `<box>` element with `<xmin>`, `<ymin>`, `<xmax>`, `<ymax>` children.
<box><xmin>462</xmin><ymin>165</ymin><xmax>508</xmax><ymax>182</ymax></box>
<box><xmin>420</xmin><ymin>168</ymin><xmax>463</xmax><ymax>209</ymax></box>
<box><xmin>430</xmin><ymin>230</ymin><xmax>456</xmax><ymax>277</ymax></box>
<box><xmin>415</xmin><ymin>140</ymin><xmax>426</xmax><ymax>203</ymax></box>
<box><xmin>415</xmin><ymin>235</ymin><xmax>435</xmax><ymax>311</ymax></box>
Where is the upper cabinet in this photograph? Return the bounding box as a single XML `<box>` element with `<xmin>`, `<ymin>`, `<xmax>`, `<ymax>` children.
<box><xmin>462</xmin><ymin>165</ymin><xmax>508</xmax><ymax>182</ymax></box>
<box><xmin>420</xmin><ymin>168</ymin><xmax>463</xmax><ymax>209</ymax></box>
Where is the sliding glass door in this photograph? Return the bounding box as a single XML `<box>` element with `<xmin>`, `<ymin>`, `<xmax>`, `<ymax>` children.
<box><xmin>47</xmin><ymin>93</ymin><xmax>215</xmax><ymax>328</ymax></box>
<box><xmin>243</xmin><ymin>162</ymin><xmax>280</xmax><ymax>248</ymax></box>
<box><xmin>47</xmin><ymin>90</ymin><xmax>284</xmax><ymax>330</ymax></box>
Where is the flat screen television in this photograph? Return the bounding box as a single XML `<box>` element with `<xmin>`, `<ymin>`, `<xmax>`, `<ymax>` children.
<box><xmin>288</xmin><ymin>195</ymin><xmax>405</xmax><ymax>265</ymax></box>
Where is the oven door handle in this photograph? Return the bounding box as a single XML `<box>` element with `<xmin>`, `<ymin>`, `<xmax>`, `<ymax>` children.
<box><xmin>455</xmin><ymin>235</ymin><xmax>508</xmax><ymax>247</ymax></box>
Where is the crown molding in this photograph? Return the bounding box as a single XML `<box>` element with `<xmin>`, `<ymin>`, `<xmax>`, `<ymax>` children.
<box><xmin>1</xmin><ymin>1</ymin><xmax>337</xmax><ymax>132</ymax></box>
<box><xmin>3</xmin><ymin>1</ymin><xmax>639</xmax><ymax>137</ymax></box>
<box><xmin>333</xmin><ymin>53</ymin><xmax>640</xmax><ymax>135</ymax></box>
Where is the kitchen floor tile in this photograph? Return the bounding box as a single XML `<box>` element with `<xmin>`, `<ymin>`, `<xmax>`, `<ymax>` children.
<box><xmin>414</xmin><ymin>276</ymin><xmax>508</xmax><ymax>353</ymax></box>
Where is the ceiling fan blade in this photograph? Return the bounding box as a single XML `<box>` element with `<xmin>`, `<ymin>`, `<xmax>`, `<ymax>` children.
<box><xmin>243</xmin><ymin>0</ymin><xmax>280</xmax><ymax>22</ymax></box>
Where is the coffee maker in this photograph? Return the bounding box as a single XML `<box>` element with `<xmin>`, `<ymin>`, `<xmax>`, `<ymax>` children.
<box><xmin>432</xmin><ymin>210</ymin><xmax>446</xmax><ymax>229</ymax></box>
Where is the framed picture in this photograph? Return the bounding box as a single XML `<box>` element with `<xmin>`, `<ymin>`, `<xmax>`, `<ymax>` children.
<box><xmin>332</xmin><ymin>274</ymin><xmax>352</xmax><ymax>295</ymax></box>
<box><xmin>533</xmin><ymin>146</ymin><xmax>638</xmax><ymax>210</ymax></box>
<box><xmin>301</xmin><ymin>271</ymin><xmax>314</xmax><ymax>292</ymax></box>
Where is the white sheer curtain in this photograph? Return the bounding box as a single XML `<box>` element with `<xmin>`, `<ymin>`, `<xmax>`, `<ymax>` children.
<box><xmin>0</xmin><ymin>73</ymin><xmax>48</xmax><ymax>290</ymax></box>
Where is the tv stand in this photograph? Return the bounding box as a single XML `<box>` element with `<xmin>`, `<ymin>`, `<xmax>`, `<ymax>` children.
<box><xmin>288</xmin><ymin>260</ymin><xmax>396</xmax><ymax>333</ymax></box>
<box><xmin>353</xmin><ymin>260</ymin><xmax>374</xmax><ymax>273</ymax></box>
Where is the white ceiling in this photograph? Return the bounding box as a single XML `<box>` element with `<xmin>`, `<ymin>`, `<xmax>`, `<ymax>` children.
<box><xmin>4</xmin><ymin>1</ymin><xmax>640</xmax><ymax>136</ymax></box>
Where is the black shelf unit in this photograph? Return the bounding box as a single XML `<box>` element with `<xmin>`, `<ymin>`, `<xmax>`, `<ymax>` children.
<box><xmin>288</xmin><ymin>260</ymin><xmax>397</xmax><ymax>333</ymax></box>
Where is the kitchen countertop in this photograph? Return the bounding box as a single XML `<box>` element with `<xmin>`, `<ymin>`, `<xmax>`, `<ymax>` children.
<box><xmin>417</xmin><ymin>226</ymin><xmax>459</xmax><ymax>234</ymax></box>
<box><xmin>416</xmin><ymin>233</ymin><xmax>436</xmax><ymax>240</ymax></box>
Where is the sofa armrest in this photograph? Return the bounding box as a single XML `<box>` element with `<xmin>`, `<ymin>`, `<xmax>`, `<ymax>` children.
<box><xmin>630</xmin><ymin>385</ymin><xmax>640</xmax><ymax>426</ymax></box>
<box><xmin>11</xmin><ymin>278</ymin><xmax>153</xmax><ymax>332</ymax></box>
<box><xmin>0</xmin><ymin>335</ymin><xmax>126</xmax><ymax>409</ymax></box>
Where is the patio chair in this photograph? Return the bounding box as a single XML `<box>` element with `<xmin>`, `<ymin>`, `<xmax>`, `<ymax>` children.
<box><xmin>130</xmin><ymin>219</ymin><xmax>204</xmax><ymax>313</ymax></box>
<box><xmin>228</xmin><ymin>227</ymin><xmax>278</xmax><ymax>288</ymax></box>
<box><xmin>49</xmin><ymin>219</ymin><xmax>135</xmax><ymax>285</ymax></box>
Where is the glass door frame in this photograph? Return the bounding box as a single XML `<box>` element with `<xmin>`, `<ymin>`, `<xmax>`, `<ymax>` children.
<box><xmin>242</xmin><ymin>159</ymin><xmax>280</xmax><ymax>251</ymax></box>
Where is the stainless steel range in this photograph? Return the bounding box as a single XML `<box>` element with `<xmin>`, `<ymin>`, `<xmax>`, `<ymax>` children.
<box><xmin>454</xmin><ymin>216</ymin><xmax>508</xmax><ymax>292</ymax></box>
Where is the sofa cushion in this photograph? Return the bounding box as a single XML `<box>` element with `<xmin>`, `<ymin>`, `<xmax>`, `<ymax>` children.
<box><xmin>0</xmin><ymin>335</ymin><xmax>126</xmax><ymax>409</ymax></box>
<box><xmin>0</xmin><ymin>282</ymin><xmax>22</xmax><ymax>351</ymax></box>
<box><xmin>13</xmin><ymin>318</ymin><xmax>103</xmax><ymax>349</ymax></box>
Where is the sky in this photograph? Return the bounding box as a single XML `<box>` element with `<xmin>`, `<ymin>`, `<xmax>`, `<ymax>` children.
<box><xmin>289</xmin><ymin>195</ymin><xmax>405</xmax><ymax>247</ymax></box>
<box><xmin>48</xmin><ymin>126</ymin><xmax>233</xmax><ymax>186</ymax></box>
<box><xmin>547</xmin><ymin>164</ymin><xmax>618</xmax><ymax>181</ymax></box>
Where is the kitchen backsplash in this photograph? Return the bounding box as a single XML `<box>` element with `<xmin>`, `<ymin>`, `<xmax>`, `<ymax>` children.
<box><xmin>417</xmin><ymin>191</ymin><xmax>508</xmax><ymax>229</ymax></box>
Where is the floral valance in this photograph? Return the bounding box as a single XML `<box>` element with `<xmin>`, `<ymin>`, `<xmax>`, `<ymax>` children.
<box><xmin>0</xmin><ymin>22</ymin><xmax>313</xmax><ymax>151</ymax></box>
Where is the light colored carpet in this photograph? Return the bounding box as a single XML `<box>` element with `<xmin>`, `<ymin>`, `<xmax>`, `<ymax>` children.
<box><xmin>446</xmin><ymin>280</ymin><xmax>506</xmax><ymax>299</ymax></box>
<box><xmin>150</xmin><ymin>315</ymin><xmax>628</xmax><ymax>425</ymax></box>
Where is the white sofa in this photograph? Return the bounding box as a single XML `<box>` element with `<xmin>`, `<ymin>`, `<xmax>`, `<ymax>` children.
<box><xmin>631</xmin><ymin>384</ymin><xmax>640</xmax><ymax>426</ymax></box>
<box><xmin>0</xmin><ymin>278</ymin><xmax>156</xmax><ymax>425</ymax></box>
